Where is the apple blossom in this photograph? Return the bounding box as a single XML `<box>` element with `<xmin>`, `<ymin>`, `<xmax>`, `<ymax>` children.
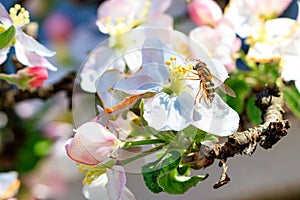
<box><xmin>187</xmin><ymin>0</ymin><xmax>223</xmax><ymax>27</ymax></box>
<box><xmin>0</xmin><ymin>3</ymin><xmax>56</xmax><ymax>70</ymax></box>
<box><xmin>245</xmin><ymin>18</ymin><xmax>296</xmax><ymax>63</ymax></box>
<box><xmin>96</xmin><ymin>0</ymin><xmax>172</xmax><ymax>36</ymax></box>
<box><xmin>65</xmin><ymin>122</ymin><xmax>121</xmax><ymax>165</ymax></box>
<box><xmin>225</xmin><ymin>0</ymin><xmax>292</xmax><ymax>38</ymax></box>
<box><xmin>103</xmin><ymin>37</ymin><xmax>239</xmax><ymax>136</ymax></box>
<box><xmin>189</xmin><ymin>17</ymin><xmax>241</xmax><ymax>72</ymax></box>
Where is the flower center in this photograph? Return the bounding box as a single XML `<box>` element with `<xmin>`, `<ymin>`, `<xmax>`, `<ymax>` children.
<box><xmin>9</xmin><ymin>4</ymin><xmax>30</xmax><ymax>27</ymax></box>
<box><xmin>165</xmin><ymin>57</ymin><xmax>192</xmax><ymax>95</ymax></box>
<box><xmin>99</xmin><ymin>0</ymin><xmax>151</xmax><ymax>36</ymax></box>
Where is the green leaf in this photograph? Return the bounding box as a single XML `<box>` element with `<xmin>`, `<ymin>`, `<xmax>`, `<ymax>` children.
<box><xmin>177</xmin><ymin>165</ymin><xmax>189</xmax><ymax>176</ymax></box>
<box><xmin>158</xmin><ymin>168</ymin><xmax>208</xmax><ymax>194</ymax></box>
<box><xmin>246</xmin><ymin>95</ymin><xmax>262</xmax><ymax>125</ymax></box>
<box><xmin>283</xmin><ymin>86</ymin><xmax>300</xmax><ymax>119</ymax></box>
<box><xmin>183</xmin><ymin>126</ymin><xmax>218</xmax><ymax>143</ymax></box>
<box><xmin>225</xmin><ymin>77</ymin><xmax>251</xmax><ymax>114</ymax></box>
<box><xmin>0</xmin><ymin>26</ymin><xmax>16</xmax><ymax>49</ymax></box>
<box><xmin>142</xmin><ymin>150</ymin><xmax>181</xmax><ymax>193</ymax></box>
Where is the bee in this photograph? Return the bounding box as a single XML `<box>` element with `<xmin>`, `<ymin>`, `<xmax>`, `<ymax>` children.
<box><xmin>187</xmin><ymin>60</ymin><xmax>236</xmax><ymax>105</ymax></box>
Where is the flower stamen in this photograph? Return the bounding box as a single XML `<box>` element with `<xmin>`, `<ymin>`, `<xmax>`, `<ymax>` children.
<box><xmin>165</xmin><ymin>57</ymin><xmax>191</xmax><ymax>95</ymax></box>
<box><xmin>9</xmin><ymin>4</ymin><xmax>30</xmax><ymax>27</ymax></box>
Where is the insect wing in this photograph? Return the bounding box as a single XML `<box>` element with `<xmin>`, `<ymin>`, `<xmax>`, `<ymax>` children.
<box><xmin>211</xmin><ymin>75</ymin><xmax>236</xmax><ymax>97</ymax></box>
<box><xmin>205</xmin><ymin>59</ymin><xmax>229</xmax><ymax>86</ymax></box>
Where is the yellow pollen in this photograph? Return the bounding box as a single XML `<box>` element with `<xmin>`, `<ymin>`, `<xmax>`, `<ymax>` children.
<box><xmin>116</xmin><ymin>16</ymin><xmax>125</xmax><ymax>24</ymax></box>
<box><xmin>166</xmin><ymin>57</ymin><xmax>189</xmax><ymax>77</ymax></box>
<box><xmin>165</xmin><ymin>60</ymin><xmax>171</xmax><ymax>66</ymax></box>
<box><xmin>9</xmin><ymin>4</ymin><xmax>30</xmax><ymax>26</ymax></box>
<box><xmin>145</xmin><ymin>0</ymin><xmax>151</xmax><ymax>7</ymax></box>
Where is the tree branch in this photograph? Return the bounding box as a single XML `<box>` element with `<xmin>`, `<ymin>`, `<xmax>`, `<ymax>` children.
<box><xmin>0</xmin><ymin>72</ymin><xmax>75</xmax><ymax>109</ymax></box>
<box><xmin>184</xmin><ymin>84</ymin><xmax>291</xmax><ymax>188</ymax></box>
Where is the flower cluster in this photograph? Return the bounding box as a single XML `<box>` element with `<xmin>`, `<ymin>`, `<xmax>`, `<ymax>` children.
<box><xmin>69</xmin><ymin>24</ymin><xmax>240</xmax><ymax>198</ymax></box>
<box><xmin>66</xmin><ymin>0</ymin><xmax>300</xmax><ymax>199</ymax></box>
<box><xmin>0</xmin><ymin>3</ymin><xmax>56</xmax><ymax>71</ymax></box>
<box><xmin>1</xmin><ymin>0</ymin><xmax>300</xmax><ymax>199</ymax></box>
<box><xmin>0</xmin><ymin>3</ymin><xmax>56</xmax><ymax>89</ymax></box>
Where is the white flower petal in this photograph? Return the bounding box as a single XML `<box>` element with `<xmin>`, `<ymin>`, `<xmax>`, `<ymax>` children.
<box><xmin>0</xmin><ymin>47</ymin><xmax>9</xmax><ymax>65</ymax></box>
<box><xmin>82</xmin><ymin>173</ymin><xmax>109</xmax><ymax>200</ymax></box>
<box><xmin>143</xmin><ymin>91</ymin><xmax>194</xmax><ymax>131</ymax></box>
<box><xmin>80</xmin><ymin>46</ymin><xmax>124</xmax><ymax>93</ymax></box>
<box><xmin>281</xmin><ymin>55</ymin><xmax>300</xmax><ymax>81</ymax></box>
<box><xmin>14</xmin><ymin>41</ymin><xmax>57</xmax><ymax>71</ymax></box>
<box><xmin>295</xmin><ymin>80</ymin><xmax>300</xmax><ymax>92</ymax></box>
<box><xmin>16</xmin><ymin>28</ymin><xmax>56</xmax><ymax>57</ymax></box>
<box><xmin>210</xmin><ymin>58</ymin><xmax>229</xmax><ymax>84</ymax></box>
<box><xmin>246</xmin><ymin>42</ymin><xmax>280</xmax><ymax>63</ymax></box>
<box><xmin>142</xmin><ymin>63</ymin><xmax>170</xmax><ymax>84</ymax></box>
<box><xmin>113</xmin><ymin>73</ymin><xmax>163</xmax><ymax>95</ymax></box>
<box><xmin>142</xmin><ymin>36</ymin><xmax>174</xmax><ymax>64</ymax></box>
<box><xmin>192</xmin><ymin>95</ymin><xmax>239</xmax><ymax>136</ymax></box>
<box><xmin>96</xmin><ymin>70</ymin><xmax>129</xmax><ymax>108</ymax></box>
<box><xmin>124</xmin><ymin>51</ymin><xmax>142</xmax><ymax>73</ymax></box>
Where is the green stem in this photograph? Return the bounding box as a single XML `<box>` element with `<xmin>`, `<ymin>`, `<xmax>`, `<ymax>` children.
<box><xmin>123</xmin><ymin>139</ymin><xmax>165</xmax><ymax>147</ymax></box>
<box><xmin>120</xmin><ymin>145</ymin><xmax>164</xmax><ymax>166</ymax></box>
<box><xmin>0</xmin><ymin>73</ymin><xmax>16</xmax><ymax>84</ymax></box>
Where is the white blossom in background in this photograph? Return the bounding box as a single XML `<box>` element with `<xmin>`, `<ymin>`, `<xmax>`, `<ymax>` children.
<box><xmin>190</xmin><ymin>17</ymin><xmax>241</xmax><ymax>72</ymax></box>
<box><xmin>225</xmin><ymin>0</ymin><xmax>292</xmax><ymax>38</ymax></box>
<box><xmin>96</xmin><ymin>0</ymin><xmax>172</xmax><ymax>36</ymax></box>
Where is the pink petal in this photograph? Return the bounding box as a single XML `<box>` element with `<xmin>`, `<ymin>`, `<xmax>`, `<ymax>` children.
<box><xmin>0</xmin><ymin>3</ymin><xmax>11</xmax><ymax>21</ymax></box>
<box><xmin>65</xmin><ymin>122</ymin><xmax>118</xmax><ymax>165</ymax></box>
<box><xmin>106</xmin><ymin>166</ymin><xmax>136</xmax><ymax>200</ymax></box>
<box><xmin>190</xmin><ymin>26</ymin><xmax>218</xmax><ymax>54</ymax></box>
<box><xmin>187</xmin><ymin>0</ymin><xmax>222</xmax><ymax>27</ymax></box>
<box><xmin>142</xmin><ymin>13</ymin><xmax>173</xmax><ymax>30</ymax></box>
<box><xmin>14</xmin><ymin>41</ymin><xmax>57</xmax><ymax>71</ymax></box>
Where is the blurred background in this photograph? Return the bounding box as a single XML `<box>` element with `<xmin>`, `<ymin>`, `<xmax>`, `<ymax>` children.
<box><xmin>0</xmin><ymin>0</ymin><xmax>299</xmax><ymax>199</ymax></box>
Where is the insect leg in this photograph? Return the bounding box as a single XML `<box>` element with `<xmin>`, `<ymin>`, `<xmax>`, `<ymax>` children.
<box><xmin>194</xmin><ymin>81</ymin><xmax>202</xmax><ymax>105</ymax></box>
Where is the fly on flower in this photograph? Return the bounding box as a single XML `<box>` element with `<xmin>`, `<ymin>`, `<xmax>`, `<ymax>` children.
<box><xmin>186</xmin><ymin>60</ymin><xmax>236</xmax><ymax>106</ymax></box>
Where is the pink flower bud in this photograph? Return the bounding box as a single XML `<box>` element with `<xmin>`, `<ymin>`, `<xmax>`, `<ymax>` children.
<box><xmin>65</xmin><ymin>122</ymin><xmax>120</xmax><ymax>165</ymax></box>
<box><xmin>27</xmin><ymin>66</ymin><xmax>48</xmax><ymax>87</ymax></box>
<box><xmin>187</xmin><ymin>0</ymin><xmax>222</xmax><ymax>27</ymax></box>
